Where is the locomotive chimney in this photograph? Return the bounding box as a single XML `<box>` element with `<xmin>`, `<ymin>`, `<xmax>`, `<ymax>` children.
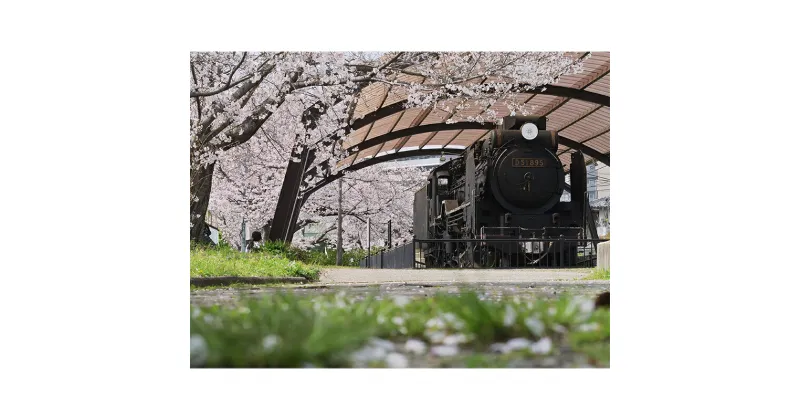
<box><xmin>501</xmin><ymin>116</ymin><xmax>546</xmax><ymax>131</ymax></box>
<box><xmin>494</xmin><ymin>116</ymin><xmax>556</xmax><ymax>151</ymax></box>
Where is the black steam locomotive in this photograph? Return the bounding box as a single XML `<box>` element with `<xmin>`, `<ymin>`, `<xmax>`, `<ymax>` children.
<box><xmin>413</xmin><ymin>116</ymin><xmax>594</xmax><ymax>268</ymax></box>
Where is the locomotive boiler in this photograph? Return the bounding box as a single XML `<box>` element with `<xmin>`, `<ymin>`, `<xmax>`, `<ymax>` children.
<box><xmin>412</xmin><ymin>116</ymin><xmax>593</xmax><ymax>268</ymax></box>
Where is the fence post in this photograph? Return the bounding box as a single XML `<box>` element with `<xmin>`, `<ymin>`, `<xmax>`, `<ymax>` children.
<box><xmin>412</xmin><ymin>239</ymin><xmax>417</xmax><ymax>269</ymax></box>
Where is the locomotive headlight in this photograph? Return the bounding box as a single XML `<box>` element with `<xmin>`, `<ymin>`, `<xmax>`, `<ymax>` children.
<box><xmin>521</xmin><ymin>123</ymin><xmax>538</xmax><ymax>140</ymax></box>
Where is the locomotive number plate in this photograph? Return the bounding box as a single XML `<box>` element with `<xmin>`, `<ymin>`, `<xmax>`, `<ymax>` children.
<box><xmin>512</xmin><ymin>158</ymin><xmax>545</xmax><ymax>167</ymax></box>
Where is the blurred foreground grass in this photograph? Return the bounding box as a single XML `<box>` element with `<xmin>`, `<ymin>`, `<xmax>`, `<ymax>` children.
<box><xmin>190</xmin><ymin>291</ymin><xmax>609</xmax><ymax>368</ymax></box>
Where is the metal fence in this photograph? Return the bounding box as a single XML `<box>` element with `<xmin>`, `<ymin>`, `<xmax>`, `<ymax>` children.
<box><xmin>359</xmin><ymin>242</ymin><xmax>416</xmax><ymax>269</ymax></box>
<box><xmin>359</xmin><ymin>238</ymin><xmax>607</xmax><ymax>269</ymax></box>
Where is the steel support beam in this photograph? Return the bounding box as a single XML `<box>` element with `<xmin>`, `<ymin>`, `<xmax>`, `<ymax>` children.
<box><xmin>558</xmin><ymin>135</ymin><xmax>610</xmax><ymax>166</ymax></box>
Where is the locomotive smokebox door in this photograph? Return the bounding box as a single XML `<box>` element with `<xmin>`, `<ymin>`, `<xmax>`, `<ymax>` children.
<box><xmin>489</xmin><ymin>145</ymin><xmax>565</xmax><ymax>214</ymax></box>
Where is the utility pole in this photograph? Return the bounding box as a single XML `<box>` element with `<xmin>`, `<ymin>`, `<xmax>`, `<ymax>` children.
<box><xmin>367</xmin><ymin>217</ymin><xmax>371</xmax><ymax>267</ymax></box>
<box><xmin>240</xmin><ymin>218</ymin><xmax>247</xmax><ymax>253</ymax></box>
<box><xmin>387</xmin><ymin>220</ymin><xmax>392</xmax><ymax>249</ymax></box>
<box><xmin>336</xmin><ymin>177</ymin><xmax>343</xmax><ymax>265</ymax></box>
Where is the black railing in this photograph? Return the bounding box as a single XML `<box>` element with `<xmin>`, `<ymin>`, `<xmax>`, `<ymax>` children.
<box><xmin>359</xmin><ymin>242</ymin><xmax>416</xmax><ymax>269</ymax></box>
<box><xmin>359</xmin><ymin>238</ymin><xmax>607</xmax><ymax>269</ymax></box>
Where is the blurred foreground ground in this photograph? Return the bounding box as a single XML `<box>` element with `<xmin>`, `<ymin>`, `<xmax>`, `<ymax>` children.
<box><xmin>191</xmin><ymin>268</ymin><xmax>607</xmax><ymax>306</ymax></box>
<box><xmin>190</xmin><ymin>268</ymin><xmax>610</xmax><ymax>368</ymax></box>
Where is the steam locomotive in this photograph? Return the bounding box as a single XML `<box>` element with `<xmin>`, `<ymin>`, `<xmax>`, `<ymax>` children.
<box><xmin>412</xmin><ymin>116</ymin><xmax>594</xmax><ymax>268</ymax></box>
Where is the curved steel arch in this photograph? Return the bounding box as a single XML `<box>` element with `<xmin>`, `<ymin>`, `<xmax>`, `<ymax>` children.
<box><xmin>302</xmin><ymin>148</ymin><xmax>464</xmax><ymax>200</ymax></box>
<box><xmin>345</xmin><ymin>121</ymin><xmax>488</xmax><ymax>156</ymax></box>
<box><xmin>339</xmin><ymin>119</ymin><xmax>609</xmax><ymax>168</ymax></box>
<box><xmin>350</xmin><ymin>85</ymin><xmax>610</xmax><ymax>132</ymax></box>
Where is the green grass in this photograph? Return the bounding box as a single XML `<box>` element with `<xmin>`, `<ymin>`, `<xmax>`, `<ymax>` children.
<box><xmin>190</xmin><ymin>291</ymin><xmax>610</xmax><ymax>368</ymax></box>
<box><xmin>584</xmin><ymin>267</ymin><xmax>610</xmax><ymax>280</ymax></box>
<box><xmin>191</xmin><ymin>246</ymin><xmax>320</xmax><ymax>280</ymax></box>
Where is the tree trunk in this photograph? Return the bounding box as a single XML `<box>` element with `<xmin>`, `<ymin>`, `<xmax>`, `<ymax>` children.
<box><xmin>267</xmin><ymin>143</ymin><xmax>320</xmax><ymax>243</ymax></box>
<box><xmin>190</xmin><ymin>161</ymin><xmax>216</xmax><ymax>242</ymax></box>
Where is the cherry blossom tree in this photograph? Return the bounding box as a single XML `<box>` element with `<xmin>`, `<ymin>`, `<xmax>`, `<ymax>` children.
<box><xmin>191</xmin><ymin>52</ymin><xmax>586</xmax><ymax>244</ymax></box>
<box><xmin>293</xmin><ymin>164</ymin><xmax>429</xmax><ymax>250</ymax></box>
<box><xmin>206</xmin><ymin>127</ymin><xmax>429</xmax><ymax>250</ymax></box>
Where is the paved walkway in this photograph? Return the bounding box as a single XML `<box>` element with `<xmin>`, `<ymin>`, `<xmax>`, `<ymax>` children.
<box><xmin>319</xmin><ymin>268</ymin><xmax>595</xmax><ymax>285</ymax></box>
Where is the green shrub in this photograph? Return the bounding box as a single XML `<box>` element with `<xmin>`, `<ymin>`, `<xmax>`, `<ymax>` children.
<box><xmin>192</xmin><ymin>237</ymin><xmax>381</xmax><ymax>268</ymax></box>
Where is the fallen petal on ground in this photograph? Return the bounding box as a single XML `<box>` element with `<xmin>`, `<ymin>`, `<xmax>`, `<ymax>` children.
<box><xmin>190</xmin><ymin>335</ymin><xmax>208</xmax><ymax>367</ymax></box>
<box><xmin>262</xmin><ymin>334</ymin><xmax>281</xmax><ymax>351</ymax></box>
<box><xmin>507</xmin><ymin>337</ymin><xmax>532</xmax><ymax>351</ymax></box>
<box><xmin>386</xmin><ymin>352</ymin><xmax>409</xmax><ymax>368</ymax></box>
<box><xmin>530</xmin><ymin>337</ymin><xmax>553</xmax><ymax>355</ymax></box>
<box><xmin>431</xmin><ymin>345</ymin><xmax>459</xmax><ymax>357</ymax></box>
<box><xmin>404</xmin><ymin>339</ymin><xmax>427</xmax><ymax>355</ymax></box>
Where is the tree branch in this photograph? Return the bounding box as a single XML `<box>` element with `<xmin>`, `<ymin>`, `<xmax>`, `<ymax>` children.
<box><xmin>190</xmin><ymin>74</ymin><xmax>253</xmax><ymax>98</ymax></box>
<box><xmin>190</xmin><ymin>63</ymin><xmax>202</xmax><ymax>120</ymax></box>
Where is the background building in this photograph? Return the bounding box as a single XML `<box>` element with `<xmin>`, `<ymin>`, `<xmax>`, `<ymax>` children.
<box><xmin>562</xmin><ymin>160</ymin><xmax>610</xmax><ymax>237</ymax></box>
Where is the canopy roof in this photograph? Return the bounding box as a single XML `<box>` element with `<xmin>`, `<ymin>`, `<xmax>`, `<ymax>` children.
<box><xmin>339</xmin><ymin>51</ymin><xmax>610</xmax><ymax>172</ymax></box>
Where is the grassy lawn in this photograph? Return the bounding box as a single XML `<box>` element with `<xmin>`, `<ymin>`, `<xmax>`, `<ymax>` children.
<box><xmin>190</xmin><ymin>291</ymin><xmax>609</xmax><ymax>368</ymax></box>
<box><xmin>191</xmin><ymin>246</ymin><xmax>320</xmax><ymax>280</ymax></box>
<box><xmin>583</xmin><ymin>267</ymin><xmax>610</xmax><ymax>280</ymax></box>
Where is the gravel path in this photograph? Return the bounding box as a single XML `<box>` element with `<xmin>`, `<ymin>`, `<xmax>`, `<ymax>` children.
<box><xmin>319</xmin><ymin>267</ymin><xmax>593</xmax><ymax>284</ymax></box>
<box><xmin>191</xmin><ymin>267</ymin><xmax>608</xmax><ymax>307</ymax></box>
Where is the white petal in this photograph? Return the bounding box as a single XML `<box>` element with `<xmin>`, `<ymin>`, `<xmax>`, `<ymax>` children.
<box><xmin>506</xmin><ymin>337</ymin><xmax>532</xmax><ymax>351</ymax></box>
<box><xmin>262</xmin><ymin>334</ymin><xmax>281</xmax><ymax>351</ymax></box>
<box><xmin>490</xmin><ymin>343</ymin><xmax>511</xmax><ymax>354</ymax></box>
<box><xmin>503</xmin><ymin>305</ymin><xmax>516</xmax><ymax>327</ymax></box>
<box><xmin>351</xmin><ymin>346</ymin><xmax>388</xmax><ymax>366</ymax></box>
<box><xmin>431</xmin><ymin>345</ymin><xmax>459</xmax><ymax>357</ymax></box>
<box><xmin>524</xmin><ymin>317</ymin><xmax>545</xmax><ymax>336</ymax></box>
<box><xmin>386</xmin><ymin>352</ymin><xmax>409</xmax><ymax>368</ymax></box>
<box><xmin>443</xmin><ymin>333</ymin><xmax>468</xmax><ymax>346</ymax></box>
<box><xmin>392</xmin><ymin>296</ymin><xmax>411</xmax><ymax>307</ymax></box>
<box><xmin>530</xmin><ymin>337</ymin><xmax>553</xmax><ymax>355</ymax></box>
<box><xmin>368</xmin><ymin>338</ymin><xmax>396</xmax><ymax>352</ymax></box>
<box><xmin>404</xmin><ymin>339</ymin><xmax>427</xmax><ymax>355</ymax></box>
<box><xmin>426</xmin><ymin>330</ymin><xmax>447</xmax><ymax>344</ymax></box>
<box><xmin>190</xmin><ymin>335</ymin><xmax>208</xmax><ymax>367</ymax></box>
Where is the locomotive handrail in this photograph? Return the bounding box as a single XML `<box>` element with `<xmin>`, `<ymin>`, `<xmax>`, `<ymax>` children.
<box><xmin>444</xmin><ymin>202</ymin><xmax>471</xmax><ymax>215</ymax></box>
